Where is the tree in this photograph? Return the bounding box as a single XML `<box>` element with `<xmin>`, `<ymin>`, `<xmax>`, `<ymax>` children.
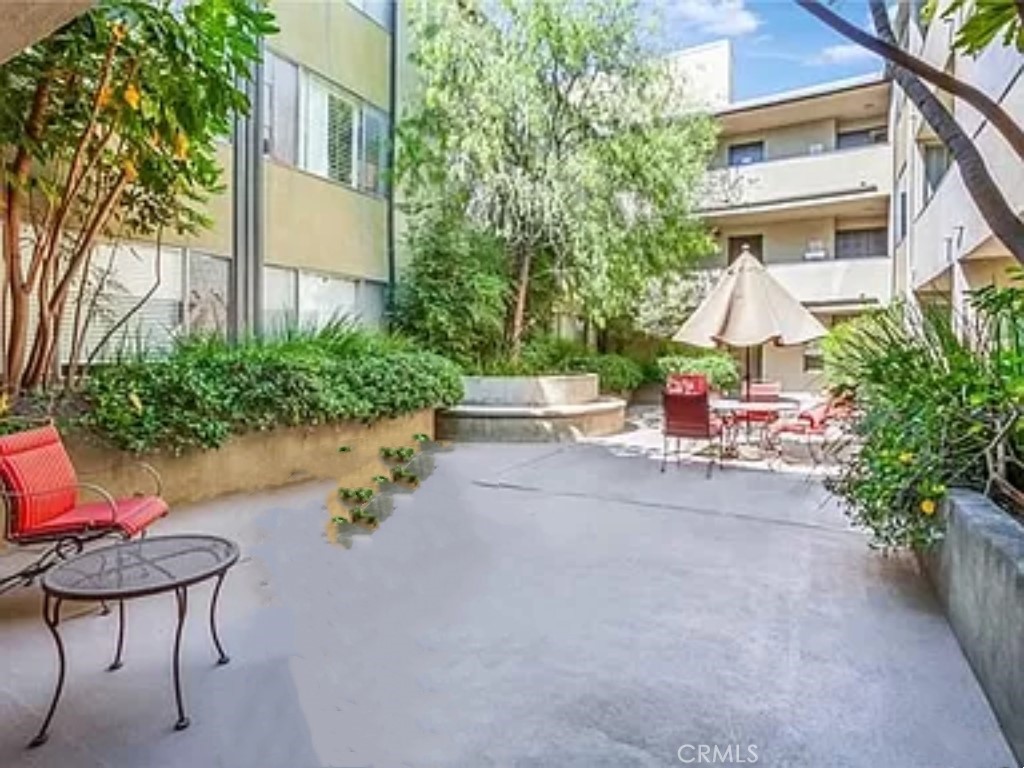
<box><xmin>796</xmin><ymin>0</ymin><xmax>1024</xmax><ymax>264</ymax></box>
<box><xmin>398</xmin><ymin>0</ymin><xmax>716</xmax><ymax>358</ymax></box>
<box><xmin>0</xmin><ymin>0</ymin><xmax>276</xmax><ymax>396</ymax></box>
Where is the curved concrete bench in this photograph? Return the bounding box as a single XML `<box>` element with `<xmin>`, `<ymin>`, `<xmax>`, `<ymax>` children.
<box><xmin>439</xmin><ymin>375</ymin><xmax>626</xmax><ymax>442</ymax></box>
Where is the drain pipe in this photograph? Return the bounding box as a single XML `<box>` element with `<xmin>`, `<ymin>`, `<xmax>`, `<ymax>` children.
<box><xmin>385</xmin><ymin>0</ymin><xmax>399</xmax><ymax>319</ymax></box>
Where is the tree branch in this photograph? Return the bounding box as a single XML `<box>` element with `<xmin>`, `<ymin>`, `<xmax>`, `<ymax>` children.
<box><xmin>864</xmin><ymin>0</ymin><xmax>1024</xmax><ymax>264</ymax></box>
<box><xmin>795</xmin><ymin>0</ymin><xmax>1024</xmax><ymax>161</ymax></box>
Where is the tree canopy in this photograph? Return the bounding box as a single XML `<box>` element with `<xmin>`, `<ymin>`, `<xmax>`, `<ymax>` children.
<box><xmin>396</xmin><ymin>0</ymin><xmax>716</xmax><ymax>357</ymax></box>
<box><xmin>0</xmin><ymin>0</ymin><xmax>275</xmax><ymax>394</ymax></box>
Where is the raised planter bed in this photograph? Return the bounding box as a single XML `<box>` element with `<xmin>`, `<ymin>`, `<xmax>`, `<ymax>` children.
<box><xmin>62</xmin><ymin>410</ymin><xmax>435</xmax><ymax>507</ymax></box>
<box><xmin>923</xmin><ymin>490</ymin><xmax>1024</xmax><ymax>762</ymax></box>
<box><xmin>438</xmin><ymin>374</ymin><xmax>625</xmax><ymax>442</ymax></box>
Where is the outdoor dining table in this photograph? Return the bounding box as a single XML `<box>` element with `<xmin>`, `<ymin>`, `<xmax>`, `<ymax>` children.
<box><xmin>29</xmin><ymin>534</ymin><xmax>239</xmax><ymax>747</ymax></box>
<box><xmin>710</xmin><ymin>398</ymin><xmax>801</xmax><ymax>454</ymax></box>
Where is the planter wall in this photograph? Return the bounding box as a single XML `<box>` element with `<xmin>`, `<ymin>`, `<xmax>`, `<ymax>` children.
<box><xmin>439</xmin><ymin>374</ymin><xmax>625</xmax><ymax>442</ymax></box>
<box><xmin>461</xmin><ymin>374</ymin><xmax>599</xmax><ymax>406</ymax></box>
<box><xmin>923</xmin><ymin>490</ymin><xmax>1024</xmax><ymax>762</ymax></box>
<box><xmin>63</xmin><ymin>410</ymin><xmax>435</xmax><ymax>508</ymax></box>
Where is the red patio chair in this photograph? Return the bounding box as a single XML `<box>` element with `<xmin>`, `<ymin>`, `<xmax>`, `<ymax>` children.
<box><xmin>767</xmin><ymin>400</ymin><xmax>844</xmax><ymax>464</ymax></box>
<box><xmin>736</xmin><ymin>380</ymin><xmax>782</xmax><ymax>442</ymax></box>
<box><xmin>0</xmin><ymin>423</ymin><xmax>169</xmax><ymax>593</ymax></box>
<box><xmin>661</xmin><ymin>374</ymin><xmax>725</xmax><ymax>477</ymax></box>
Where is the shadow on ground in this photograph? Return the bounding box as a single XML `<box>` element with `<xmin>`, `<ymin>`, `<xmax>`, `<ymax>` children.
<box><xmin>0</xmin><ymin>442</ymin><xmax>1014</xmax><ymax>767</ymax></box>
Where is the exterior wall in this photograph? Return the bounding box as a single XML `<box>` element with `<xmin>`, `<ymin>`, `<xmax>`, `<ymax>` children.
<box><xmin>0</xmin><ymin>2</ymin><xmax>91</xmax><ymax>63</ymax></box>
<box><xmin>895</xmin><ymin>3</ymin><xmax>1024</xmax><ymax>304</ymax></box>
<box><xmin>703</xmin><ymin>143</ymin><xmax>890</xmax><ymax>211</ymax></box>
<box><xmin>264</xmin><ymin>164</ymin><xmax>387</xmax><ymax>280</ymax></box>
<box><xmin>273</xmin><ymin>1</ymin><xmax>389</xmax><ymax>107</ymax></box>
<box><xmin>699</xmin><ymin>77</ymin><xmax>893</xmax><ymax>392</ymax></box>
<box><xmin>663</xmin><ymin>40</ymin><xmax>732</xmax><ymax>109</ymax></box>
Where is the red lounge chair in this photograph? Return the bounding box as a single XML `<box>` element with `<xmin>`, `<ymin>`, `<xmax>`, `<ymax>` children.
<box><xmin>768</xmin><ymin>400</ymin><xmax>846</xmax><ymax>464</ymax></box>
<box><xmin>0</xmin><ymin>424</ymin><xmax>168</xmax><ymax>592</ymax></box>
<box><xmin>662</xmin><ymin>374</ymin><xmax>725</xmax><ymax>477</ymax></box>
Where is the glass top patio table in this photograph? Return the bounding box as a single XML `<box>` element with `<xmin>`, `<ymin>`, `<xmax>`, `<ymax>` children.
<box><xmin>710</xmin><ymin>399</ymin><xmax>801</xmax><ymax>414</ymax></box>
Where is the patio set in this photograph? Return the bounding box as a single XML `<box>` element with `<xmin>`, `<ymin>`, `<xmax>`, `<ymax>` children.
<box><xmin>659</xmin><ymin>374</ymin><xmax>850</xmax><ymax>474</ymax></box>
<box><xmin>659</xmin><ymin>243</ymin><xmax>852</xmax><ymax>475</ymax></box>
<box><xmin>0</xmin><ymin>423</ymin><xmax>236</xmax><ymax>748</ymax></box>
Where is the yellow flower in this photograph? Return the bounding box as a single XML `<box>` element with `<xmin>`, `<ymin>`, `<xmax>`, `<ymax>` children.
<box><xmin>123</xmin><ymin>84</ymin><xmax>141</xmax><ymax>110</ymax></box>
<box><xmin>0</xmin><ymin>393</ymin><xmax>8</xmax><ymax>416</ymax></box>
<box><xmin>97</xmin><ymin>86</ymin><xmax>112</xmax><ymax>109</ymax></box>
<box><xmin>920</xmin><ymin>499</ymin><xmax>937</xmax><ymax>516</ymax></box>
<box><xmin>123</xmin><ymin>159</ymin><xmax>139</xmax><ymax>182</ymax></box>
<box><xmin>173</xmin><ymin>132</ymin><xmax>190</xmax><ymax>161</ymax></box>
<box><xmin>111</xmin><ymin>21</ymin><xmax>127</xmax><ymax>42</ymax></box>
<box><xmin>899</xmin><ymin>451</ymin><xmax>914</xmax><ymax>464</ymax></box>
<box><xmin>128</xmin><ymin>392</ymin><xmax>143</xmax><ymax>414</ymax></box>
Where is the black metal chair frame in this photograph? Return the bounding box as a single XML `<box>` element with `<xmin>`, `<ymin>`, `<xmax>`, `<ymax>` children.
<box><xmin>0</xmin><ymin>418</ymin><xmax>163</xmax><ymax>595</ymax></box>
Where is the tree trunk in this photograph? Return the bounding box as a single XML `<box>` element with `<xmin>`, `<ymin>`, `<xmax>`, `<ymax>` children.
<box><xmin>864</xmin><ymin>0</ymin><xmax>1024</xmax><ymax>265</ymax></box>
<box><xmin>509</xmin><ymin>245</ymin><xmax>532</xmax><ymax>359</ymax></box>
<box><xmin>796</xmin><ymin>0</ymin><xmax>1024</xmax><ymax>161</ymax></box>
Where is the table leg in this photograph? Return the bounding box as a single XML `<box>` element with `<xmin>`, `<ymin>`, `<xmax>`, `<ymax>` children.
<box><xmin>172</xmin><ymin>587</ymin><xmax>190</xmax><ymax>731</ymax></box>
<box><xmin>209</xmin><ymin>571</ymin><xmax>230</xmax><ymax>665</ymax></box>
<box><xmin>29</xmin><ymin>595</ymin><xmax>65</xmax><ymax>748</ymax></box>
<box><xmin>108</xmin><ymin>600</ymin><xmax>126</xmax><ymax>671</ymax></box>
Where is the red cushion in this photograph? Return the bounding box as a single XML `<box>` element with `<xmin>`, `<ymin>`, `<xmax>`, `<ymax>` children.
<box><xmin>0</xmin><ymin>425</ymin><xmax>78</xmax><ymax>536</ymax></box>
<box><xmin>27</xmin><ymin>496</ymin><xmax>169</xmax><ymax>538</ymax></box>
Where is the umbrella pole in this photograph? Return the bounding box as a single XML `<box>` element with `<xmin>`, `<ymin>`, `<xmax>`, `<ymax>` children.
<box><xmin>745</xmin><ymin>347</ymin><xmax>752</xmax><ymax>402</ymax></box>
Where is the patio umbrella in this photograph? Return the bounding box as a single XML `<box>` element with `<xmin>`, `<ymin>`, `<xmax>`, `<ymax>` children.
<box><xmin>672</xmin><ymin>246</ymin><xmax>827</xmax><ymax>395</ymax></box>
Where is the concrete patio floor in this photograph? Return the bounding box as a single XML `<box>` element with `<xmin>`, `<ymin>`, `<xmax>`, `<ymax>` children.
<box><xmin>0</xmin><ymin>442</ymin><xmax>1015</xmax><ymax>767</ymax></box>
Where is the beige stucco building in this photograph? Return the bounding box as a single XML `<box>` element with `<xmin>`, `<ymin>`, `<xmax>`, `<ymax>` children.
<box><xmin>3</xmin><ymin>1</ymin><xmax>397</xmax><ymax>359</ymax></box>
<box><xmin>889</xmin><ymin>3</ymin><xmax>1023</xmax><ymax>318</ymax></box>
<box><xmin>696</xmin><ymin>68</ymin><xmax>893</xmax><ymax>391</ymax></box>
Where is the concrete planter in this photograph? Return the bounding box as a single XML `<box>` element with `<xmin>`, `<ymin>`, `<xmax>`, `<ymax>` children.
<box><xmin>922</xmin><ymin>490</ymin><xmax>1024</xmax><ymax>762</ymax></box>
<box><xmin>461</xmin><ymin>374</ymin><xmax>599</xmax><ymax>406</ymax></box>
<box><xmin>440</xmin><ymin>374</ymin><xmax>625</xmax><ymax>442</ymax></box>
<box><xmin>62</xmin><ymin>410</ymin><xmax>435</xmax><ymax>507</ymax></box>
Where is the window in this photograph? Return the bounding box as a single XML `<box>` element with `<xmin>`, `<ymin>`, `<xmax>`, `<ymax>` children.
<box><xmin>836</xmin><ymin>127</ymin><xmax>887</xmax><ymax>149</ymax></box>
<box><xmin>264</xmin><ymin>265</ymin><xmax>298</xmax><ymax>333</ymax></box>
<box><xmin>301</xmin><ymin>73</ymin><xmax>391</xmax><ymax>196</ymax></box>
<box><xmin>187</xmin><ymin>251</ymin><xmax>230</xmax><ymax>336</ymax></box>
<box><xmin>727</xmin><ymin>141</ymin><xmax>764</xmax><ymax>166</ymax></box>
<box><xmin>727</xmin><ymin>235</ymin><xmax>762</xmax><ymax>263</ymax></box>
<box><xmin>264</xmin><ymin>52</ymin><xmax>299</xmax><ymax>165</ymax></box>
<box><xmin>922</xmin><ymin>144</ymin><xmax>951</xmax><ymax>203</ymax></box>
<box><xmin>803</xmin><ymin>340</ymin><xmax>824</xmax><ymax>372</ymax></box>
<box><xmin>835</xmin><ymin>228</ymin><xmax>887</xmax><ymax>259</ymax></box>
<box><xmin>360</xmin><ymin>107</ymin><xmax>389</xmax><ymax>195</ymax></box>
<box><xmin>349</xmin><ymin>0</ymin><xmax>392</xmax><ymax>30</ymax></box>
<box><xmin>898</xmin><ymin>191</ymin><xmax>908</xmax><ymax>241</ymax></box>
<box><xmin>303</xmin><ymin>75</ymin><xmax>358</xmax><ymax>185</ymax></box>
<box><xmin>298</xmin><ymin>271</ymin><xmax>358</xmax><ymax>328</ymax></box>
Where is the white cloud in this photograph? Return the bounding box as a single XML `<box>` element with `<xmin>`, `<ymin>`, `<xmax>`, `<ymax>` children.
<box><xmin>669</xmin><ymin>0</ymin><xmax>761</xmax><ymax>37</ymax></box>
<box><xmin>813</xmin><ymin>43</ymin><xmax>879</xmax><ymax>65</ymax></box>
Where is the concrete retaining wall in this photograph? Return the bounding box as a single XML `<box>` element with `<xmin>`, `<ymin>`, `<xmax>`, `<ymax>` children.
<box><xmin>461</xmin><ymin>374</ymin><xmax>599</xmax><ymax>406</ymax></box>
<box><xmin>924</xmin><ymin>489</ymin><xmax>1024</xmax><ymax>761</ymax></box>
<box><xmin>62</xmin><ymin>410</ymin><xmax>435</xmax><ymax>508</ymax></box>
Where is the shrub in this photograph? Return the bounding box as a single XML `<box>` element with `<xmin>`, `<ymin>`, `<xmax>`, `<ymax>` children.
<box><xmin>464</xmin><ymin>335</ymin><xmax>643</xmax><ymax>393</ymax></box>
<box><xmin>566</xmin><ymin>354</ymin><xmax>644</xmax><ymax>393</ymax></box>
<box><xmin>83</xmin><ymin>327</ymin><xmax>463</xmax><ymax>454</ymax></box>
<box><xmin>825</xmin><ymin>294</ymin><xmax>1024</xmax><ymax>551</ymax></box>
<box><xmin>656</xmin><ymin>352</ymin><xmax>739</xmax><ymax>391</ymax></box>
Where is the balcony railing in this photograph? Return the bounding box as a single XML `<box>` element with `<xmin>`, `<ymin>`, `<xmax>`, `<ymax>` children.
<box><xmin>700</xmin><ymin>143</ymin><xmax>892</xmax><ymax>214</ymax></box>
<box><xmin>697</xmin><ymin>256</ymin><xmax>891</xmax><ymax>308</ymax></box>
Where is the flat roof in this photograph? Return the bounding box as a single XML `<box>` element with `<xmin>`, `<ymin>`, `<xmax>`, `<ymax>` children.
<box><xmin>715</xmin><ymin>73</ymin><xmax>889</xmax><ymax>117</ymax></box>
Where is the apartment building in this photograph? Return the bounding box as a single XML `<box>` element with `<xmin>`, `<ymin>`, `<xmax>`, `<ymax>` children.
<box><xmin>890</xmin><ymin>3</ymin><xmax>1023</xmax><ymax>316</ymax></box>
<box><xmin>698</xmin><ymin>73</ymin><xmax>894</xmax><ymax>391</ymax></box>
<box><xmin>48</xmin><ymin>1</ymin><xmax>396</xmax><ymax>359</ymax></box>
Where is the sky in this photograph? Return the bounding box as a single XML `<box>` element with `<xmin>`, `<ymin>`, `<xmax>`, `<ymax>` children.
<box><xmin>647</xmin><ymin>0</ymin><xmax>886</xmax><ymax>101</ymax></box>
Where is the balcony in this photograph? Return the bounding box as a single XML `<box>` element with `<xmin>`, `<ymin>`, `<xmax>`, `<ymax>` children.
<box><xmin>700</xmin><ymin>144</ymin><xmax>891</xmax><ymax>218</ymax></box>
<box><xmin>767</xmin><ymin>256</ymin><xmax>891</xmax><ymax>309</ymax></box>
<box><xmin>696</xmin><ymin>256</ymin><xmax>891</xmax><ymax>311</ymax></box>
